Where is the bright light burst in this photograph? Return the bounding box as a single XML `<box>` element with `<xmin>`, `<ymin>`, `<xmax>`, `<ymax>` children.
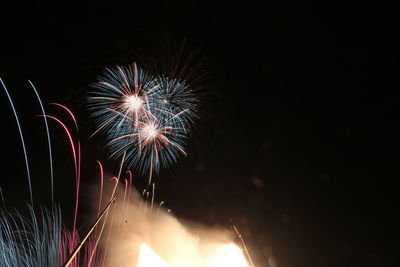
<box><xmin>136</xmin><ymin>243</ymin><xmax>249</xmax><ymax>267</ymax></box>
<box><xmin>204</xmin><ymin>243</ymin><xmax>250</xmax><ymax>267</ymax></box>
<box><xmin>137</xmin><ymin>243</ymin><xmax>171</xmax><ymax>267</ymax></box>
<box><xmin>124</xmin><ymin>94</ymin><xmax>144</xmax><ymax>113</ymax></box>
<box><xmin>88</xmin><ymin>63</ymin><xmax>198</xmax><ymax>183</ymax></box>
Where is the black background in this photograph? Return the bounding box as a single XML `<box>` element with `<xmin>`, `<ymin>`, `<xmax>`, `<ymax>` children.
<box><xmin>1</xmin><ymin>1</ymin><xmax>399</xmax><ymax>267</ymax></box>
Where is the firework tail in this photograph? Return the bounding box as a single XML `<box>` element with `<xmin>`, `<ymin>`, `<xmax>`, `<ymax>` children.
<box><xmin>100</xmin><ymin>180</ymin><xmax>118</xmax><ymax>266</ymax></box>
<box><xmin>63</xmin><ymin>193</ymin><xmax>117</xmax><ymax>267</ymax></box>
<box><xmin>29</xmin><ymin>80</ymin><xmax>54</xmax><ymax>204</ymax></box>
<box><xmin>86</xmin><ymin>161</ymin><xmax>105</xmax><ymax>267</ymax></box>
<box><xmin>232</xmin><ymin>224</ymin><xmax>255</xmax><ymax>267</ymax></box>
<box><xmin>49</xmin><ymin>103</ymin><xmax>82</xmax><ymax>245</ymax></box>
<box><xmin>40</xmin><ymin>115</ymin><xmax>80</xmax><ymax>242</ymax></box>
<box><xmin>96</xmin><ymin>161</ymin><xmax>105</xmax><ymax>217</ymax></box>
<box><xmin>1</xmin><ymin>78</ymin><xmax>33</xmax><ymax>205</ymax></box>
<box><xmin>122</xmin><ymin>171</ymin><xmax>133</xmax><ymax>229</ymax></box>
<box><xmin>84</xmin><ymin>152</ymin><xmax>126</xmax><ymax>267</ymax></box>
<box><xmin>0</xmin><ymin>187</ymin><xmax>5</xmax><ymax>210</ymax></box>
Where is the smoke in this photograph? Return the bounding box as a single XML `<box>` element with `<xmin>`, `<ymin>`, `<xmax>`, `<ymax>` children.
<box><xmin>92</xmin><ymin>179</ymin><xmax>237</xmax><ymax>267</ymax></box>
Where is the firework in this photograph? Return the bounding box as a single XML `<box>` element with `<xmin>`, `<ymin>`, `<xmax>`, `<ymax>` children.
<box><xmin>88</xmin><ymin>63</ymin><xmax>198</xmax><ymax>183</ymax></box>
<box><xmin>146</xmin><ymin>76</ymin><xmax>198</xmax><ymax>131</ymax></box>
<box><xmin>1</xmin><ymin>59</ymin><xmax>253</xmax><ymax>267</ymax></box>
<box><xmin>0</xmin><ymin>206</ymin><xmax>63</xmax><ymax>267</ymax></box>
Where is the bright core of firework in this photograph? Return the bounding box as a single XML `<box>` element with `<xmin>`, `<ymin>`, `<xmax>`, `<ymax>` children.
<box><xmin>137</xmin><ymin>243</ymin><xmax>249</xmax><ymax>267</ymax></box>
<box><xmin>124</xmin><ymin>94</ymin><xmax>144</xmax><ymax>112</ymax></box>
<box><xmin>142</xmin><ymin>122</ymin><xmax>159</xmax><ymax>140</ymax></box>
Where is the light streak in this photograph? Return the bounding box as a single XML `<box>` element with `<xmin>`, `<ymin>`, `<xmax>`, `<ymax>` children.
<box><xmin>1</xmin><ymin>78</ymin><xmax>33</xmax><ymax>205</ymax></box>
<box><xmin>41</xmin><ymin>114</ymin><xmax>80</xmax><ymax>245</ymax></box>
<box><xmin>29</xmin><ymin>80</ymin><xmax>54</xmax><ymax>203</ymax></box>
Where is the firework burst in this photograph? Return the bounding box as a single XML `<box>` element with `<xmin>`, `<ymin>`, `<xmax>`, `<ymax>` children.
<box><xmin>88</xmin><ymin>63</ymin><xmax>198</xmax><ymax>183</ymax></box>
<box><xmin>87</xmin><ymin>64</ymin><xmax>154</xmax><ymax>136</ymax></box>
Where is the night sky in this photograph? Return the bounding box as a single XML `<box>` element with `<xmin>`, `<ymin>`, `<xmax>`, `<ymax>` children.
<box><xmin>1</xmin><ymin>1</ymin><xmax>399</xmax><ymax>267</ymax></box>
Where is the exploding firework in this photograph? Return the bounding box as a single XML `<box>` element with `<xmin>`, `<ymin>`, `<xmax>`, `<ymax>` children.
<box><xmin>88</xmin><ymin>63</ymin><xmax>198</xmax><ymax>183</ymax></box>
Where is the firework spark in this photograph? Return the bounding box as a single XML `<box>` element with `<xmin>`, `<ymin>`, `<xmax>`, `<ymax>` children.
<box><xmin>88</xmin><ymin>63</ymin><xmax>198</xmax><ymax>183</ymax></box>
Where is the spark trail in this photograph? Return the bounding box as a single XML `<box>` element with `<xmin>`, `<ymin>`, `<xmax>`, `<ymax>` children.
<box><xmin>29</xmin><ymin>80</ymin><xmax>54</xmax><ymax>203</ymax></box>
<box><xmin>1</xmin><ymin>78</ymin><xmax>33</xmax><ymax>205</ymax></box>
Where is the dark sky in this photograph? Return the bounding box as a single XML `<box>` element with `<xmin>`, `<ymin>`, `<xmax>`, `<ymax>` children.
<box><xmin>1</xmin><ymin>1</ymin><xmax>399</xmax><ymax>267</ymax></box>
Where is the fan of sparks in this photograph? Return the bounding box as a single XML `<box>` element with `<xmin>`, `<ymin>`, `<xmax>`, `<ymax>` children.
<box><xmin>88</xmin><ymin>63</ymin><xmax>198</xmax><ymax>182</ymax></box>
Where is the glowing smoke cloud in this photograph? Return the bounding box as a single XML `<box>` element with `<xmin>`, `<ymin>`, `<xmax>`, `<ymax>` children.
<box><xmin>95</xmin><ymin>182</ymin><xmax>249</xmax><ymax>267</ymax></box>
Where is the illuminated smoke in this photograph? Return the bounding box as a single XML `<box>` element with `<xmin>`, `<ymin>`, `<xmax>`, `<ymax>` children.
<box><xmin>94</xmin><ymin>181</ymin><xmax>249</xmax><ymax>267</ymax></box>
